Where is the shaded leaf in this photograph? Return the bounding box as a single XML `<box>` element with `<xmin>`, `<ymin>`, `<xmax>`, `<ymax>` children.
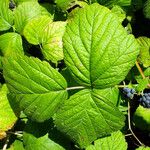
<box><xmin>23</xmin><ymin>120</ymin><xmax>65</xmax><ymax>150</ymax></box>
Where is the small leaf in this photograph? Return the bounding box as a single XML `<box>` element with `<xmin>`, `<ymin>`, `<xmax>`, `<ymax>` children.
<box><xmin>42</xmin><ymin>21</ymin><xmax>66</xmax><ymax>63</ymax></box>
<box><xmin>86</xmin><ymin>131</ymin><xmax>127</xmax><ymax>150</ymax></box>
<box><xmin>24</xmin><ymin>15</ymin><xmax>66</xmax><ymax>62</ymax></box>
<box><xmin>8</xmin><ymin>140</ymin><xmax>25</xmax><ymax>150</ymax></box>
<box><xmin>143</xmin><ymin>0</ymin><xmax>150</xmax><ymax>19</ymax></box>
<box><xmin>136</xmin><ymin>78</ymin><xmax>149</xmax><ymax>92</ymax></box>
<box><xmin>137</xmin><ymin>37</ymin><xmax>150</xmax><ymax>68</ymax></box>
<box><xmin>133</xmin><ymin>105</ymin><xmax>150</xmax><ymax>131</ymax></box>
<box><xmin>55</xmin><ymin>0</ymin><xmax>75</xmax><ymax>11</ymax></box>
<box><xmin>14</xmin><ymin>1</ymin><xmax>52</xmax><ymax>33</ymax></box>
<box><xmin>14</xmin><ymin>0</ymin><xmax>38</xmax><ymax>5</ymax></box>
<box><xmin>0</xmin><ymin>84</ymin><xmax>17</xmax><ymax>140</ymax></box>
<box><xmin>3</xmin><ymin>55</ymin><xmax>68</xmax><ymax>122</ymax></box>
<box><xmin>23</xmin><ymin>15</ymin><xmax>52</xmax><ymax>45</ymax></box>
<box><xmin>54</xmin><ymin>89</ymin><xmax>125</xmax><ymax>148</ymax></box>
<box><xmin>111</xmin><ymin>5</ymin><xmax>126</xmax><ymax>23</ymax></box>
<box><xmin>0</xmin><ymin>0</ymin><xmax>14</xmax><ymax>31</ymax></box>
<box><xmin>0</xmin><ymin>33</ymin><xmax>24</xmax><ymax>56</ymax></box>
<box><xmin>136</xmin><ymin>146</ymin><xmax>150</xmax><ymax>150</ymax></box>
<box><xmin>63</xmin><ymin>3</ymin><xmax>139</xmax><ymax>88</ymax></box>
<box><xmin>23</xmin><ymin>120</ymin><xmax>65</xmax><ymax>150</ymax></box>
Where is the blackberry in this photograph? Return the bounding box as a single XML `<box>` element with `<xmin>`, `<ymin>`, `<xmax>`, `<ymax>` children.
<box><xmin>9</xmin><ymin>0</ymin><xmax>15</xmax><ymax>9</ymax></box>
<box><xmin>123</xmin><ymin>87</ymin><xmax>136</xmax><ymax>99</ymax></box>
<box><xmin>139</xmin><ymin>92</ymin><xmax>150</xmax><ymax>108</ymax></box>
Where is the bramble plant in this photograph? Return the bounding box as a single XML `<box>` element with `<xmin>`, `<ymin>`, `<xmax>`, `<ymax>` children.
<box><xmin>0</xmin><ymin>0</ymin><xmax>150</xmax><ymax>150</ymax></box>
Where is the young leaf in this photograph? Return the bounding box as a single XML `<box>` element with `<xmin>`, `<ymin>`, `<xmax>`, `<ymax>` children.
<box><xmin>86</xmin><ymin>131</ymin><xmax>127</xmax><ymax>150</ymax></box>
<box><xmin>137</xmin><ymin>37</ymin><xmax>150</xmax><ymax>68</ymax></box>
<box><xmin>14</xmin><ymin>1</ymin><xmax>52</xmax><ymax>34</ymax></box>
<box><xmin>0</xmin><ymin>84</ymin><xmax>17</xmax><ymax>140</ymax></box>
<box><xmin>63</xmin><ymin>3</ymin><xmax>139</xmax><ymax>88</ymax></box>
<box><xmin>14</xmin><ymin>0</ymin><xmax>38</xmax><ymax>5</ymax></box>
<box><xmin>41</xmin><ymin>21</ymin><xmax>66</xmax><ymax>63</ymax></box>
<box><xmin>0</xmin><ymin>0</ymin><xmax>14</xmax><ymax>31</ymax></box>
<box><xmin>0</xmin><ymin>33</ymin><xmax>24</xmax><ymax>56</ymax></box>
<box><xmin>54</xmin><ymin>89</ymin><xmax>125</xmax><ymax>148</ymax></box>
<box><xmin>23</xmin><ymin>15</ymin><xmax>66</xmax><ymax>63</ymax></box>
<box><xmin>23</xmin><ymin>120</ymin><xmax>65</xmax><ymax>150</ymax></box>
<box><xmin>3</xmin><ymin>55</ymin><xmax>68</xmax><ymax>122</ymax></box>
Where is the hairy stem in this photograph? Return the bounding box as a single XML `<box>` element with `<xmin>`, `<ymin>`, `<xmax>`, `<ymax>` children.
<box><xmin>135</xmin><ymin>61</ymin><xmax>145</xmax><ymax>79</ymax></box>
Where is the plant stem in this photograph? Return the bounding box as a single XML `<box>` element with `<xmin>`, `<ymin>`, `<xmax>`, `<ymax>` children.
<box><xmin>135</xmin><ymin>61</ymin><xmax>150</xmax><ymax>88</ymax></box>
<box><xmin>3</xmin><ymin>135</ymin><xmax>10</xmax><ymax>150</ymax></box>
<box><xmin>66</xmin><ymin>86</ymin><xmax>85</xmax><ymax>91</ymax></box>
<box><xmin>127</xmin><ymin>102</ymin><xmax>144</xmax><ymax>146</ymax></box>
<box><xmin>135</xmin><ymin>61</ymin><xmax>145</xmax><ymax>79</ymax></box>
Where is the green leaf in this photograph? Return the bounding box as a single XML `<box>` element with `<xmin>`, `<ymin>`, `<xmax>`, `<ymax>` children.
<box><xmin>86</xmin><ymin>131</ymin><xmax>127</xmax><ymax>150</ymax></box>
<box><xmin>23</xmin><ymin>15</ymin><xmax>52</xmax><ymax>45</ymax></box>
<box><xmin>63</xmin><ymin>3</ymin><xmax>139</xmax><ymax>88</ymax></box>
<box><xmin>136</xmin><ymin>146</ymin><xmax>150</xmax><ymax>150</ymax></box>
<box><xmin>0</xmin><ymin>0</ymin><xmax>14</xmax><ymax>31</ymax></box>
<box><xmin>55</xmin><ymin>0</ymin><xmax>75</xmax><ymax>11</ymax></box>
<box><xmin>0</xmin><ymin>33</ymin><xmax>24</xmax><ymax>56</ymax></box>
<box><xmin>14</xmin><ymin>0</ymin><xmax>38</xmax><ymax>5</ymax></box>
<box><xmin>111</xmin><ymin>5</ymin><xmax>126</xmax><ymax>23</ymax></box>
<box><xmin>89</xmin><ymin>0</ymin><xmax>131</xmax><ymax>7</ymax></box>
<box><xmin>133</xmin><ymin>105</ymin><xmax>150</xmax><ymax>131</ymax></box>
<box><xmin>3</xmin><ymin>55</ymin><xmax>68</xmax><ymax>122</ymax></box>
<box><xmin>41</xmin><ymin>21</ymin><xmax>66</xmax><ymax>63</ymax></box>
<box><xmin>144</xmin><ymin>0</ymin><xmax>150</xmax><ymax>19</ymax></box>
<box><xmin>0</xmin><ymin>84</ymin><xmax>17</xmax><ymax>140</ymax></box>
<box><xmin>54</xmin><ymin>89</ymin><xmax>125</xmax><ymax>148</ymax></box>
<box><xmin>137</xmin><ymin>37</ymin><xmax>150</xmax><ymax>68</ymax></box>
<box><xmin>23</xmin><ymin>120</ymin><xmax>65</xmax><ymax>150</ymax></box>
<box><xmin>136</xmin><ymin>78</ymin><xmax>149</xmax><ymax>92</ymax></box>
<box><xmin>14</xmin><ymin>1</ymin><xmax>52</xmax><ymax>34</ymax></box>
<box><xmin>8</xmin><ymin>140</ymin><xmax>25</xmax><ymax>150</ymax></box>
<box><xmin>23</xmin><ymin>15</ymin><xmax>66</xmax><ymax>62</ymax></box>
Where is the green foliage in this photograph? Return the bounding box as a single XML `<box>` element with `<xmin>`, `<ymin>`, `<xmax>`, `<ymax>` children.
<box><xmin>144</xmin><ymin>0</ymin><xmax>150</xmax><ymax>19</ymax></box>
<box><xmin>0</xmin><ymin>0</ymin><xmax>14</xmax><ymax>31</ymax></box>
<box><xmin>54</xmin><ymin>89</ymin><xmax>124</xmax><ymax>148</ymax></box>
<box><xmin>86</xmin><ymin>131</ymin><xmax>127</xmax><ymax>150</ymax></box>
<box><xmin>0</xmin><ymin>1</ymin><xmax>150</xmax><ymax>149</ymax></box>
<box><xmin>63</xmin><ymin>3</ymin><xmax>139</xmax><ymax>88</ymax></box>
<box><xmin>0</xmin><ymin>84</ymin><xmax>17</xmax><ymax>140</ymax></box>
<box><xmin>3</xmin><ymin>55</ymin><xmax>68</xmax><ymax>122</ymax></box>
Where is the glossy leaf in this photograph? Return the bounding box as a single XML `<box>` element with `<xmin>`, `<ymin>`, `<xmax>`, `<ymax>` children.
<box><xmin>86</xmin><ymin>131</ymin><xmax>127</xmax><ymax>150</ymax></box>
<box><xmin>54</xmin><ymin>89</ymin><xmax>125</xmax><ymax>148</ymax></box>
<box><xmin>63</xmin><ymin>3</ymin><xmax>139</xmax><ymax>88</ymax></box>
<box><xmin>0</xmin><ymin>84</ymin><xmax>17</xmax><ymax>140</ymax></box>
<box><xmin>3</xmin><ymin>55</ymin><xmax>68</xmax><ymax>122</ymax></box>
<box><xmin>0</xmin><ymin>33</ymin><xmax>24</xmax><ymax>56</ymax></box>
<box><xmin>14</xmin><ymin>1</ymin><xmax>52</xmax><ymax>33</ymax></box>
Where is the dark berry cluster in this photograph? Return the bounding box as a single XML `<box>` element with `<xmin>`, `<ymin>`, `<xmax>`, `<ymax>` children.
<box><xmin>123</xmin><ymin>87</ymin><xmax>136</xmax><ymax>99</ymax></box>
<box><xmin>139</xmin><ymin>92</ymin><xmax>150</xmax><ymax>108</ymax></box>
